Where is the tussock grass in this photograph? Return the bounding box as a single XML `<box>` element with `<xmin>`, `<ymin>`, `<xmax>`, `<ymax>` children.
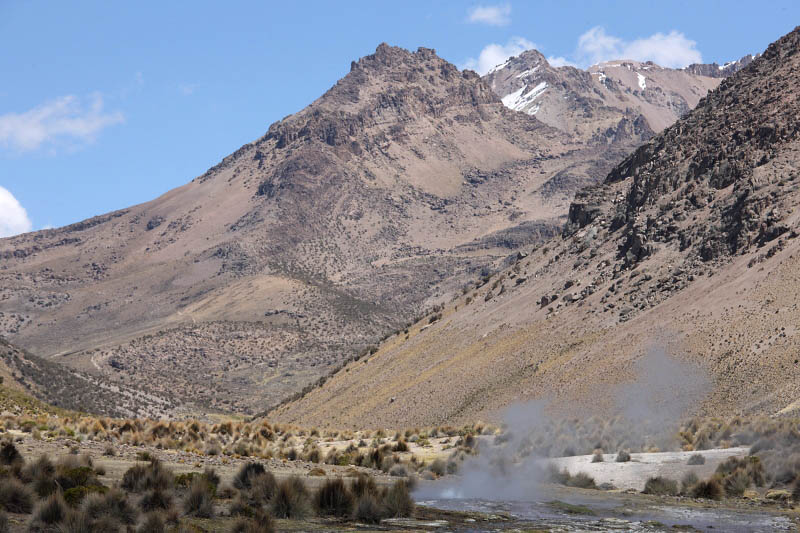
<box><xmin>270</xmin><ymin>477</ymin><xmax>310</xmax><ymax>519</ymax></box>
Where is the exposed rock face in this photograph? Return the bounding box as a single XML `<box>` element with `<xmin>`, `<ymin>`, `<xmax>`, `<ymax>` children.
<box><xmin>684</xmin><ymin>54</ymin><xmax>757</xmax><ymax>78</ymax></box>
<box><xmin>570</xmin><ymin>29</ymin><xmax>800</xmax><ymax>271</ymax></box>
<box><xmin>0</xmin><ymin>44</ymin><xmax>624</xmax><ymax>417</ymax></box>
<box><xmin>273</xmin><ymin>28</ymin><xmax>800</xmax><ymax>429</ymax></box>
<box><xmin>485</xmin><ymin>51</ymin><xmax>723</xmax><ymax>144</ymax></box>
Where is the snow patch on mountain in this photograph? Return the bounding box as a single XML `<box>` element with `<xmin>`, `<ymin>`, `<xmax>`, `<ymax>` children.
<box><xmin>501</xmin><ymin>81</ymin><xmax>548</xmax><ymax>113</ymax></box>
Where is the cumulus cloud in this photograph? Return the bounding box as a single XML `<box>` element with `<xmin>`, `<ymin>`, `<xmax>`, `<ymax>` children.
<box><xmin>467</xmin><ymin>4</ymin><xmax>512</xmax><ymax>26</ymax></box>
<box><xmin>0</xmin><ymin>186</ymin><xmax>33</xmax><ymax>238</ymax></box>
<box><xmin>0</xmin><ymin>94</ymin><xmax>124</xmax><ymax>152</ymax></box>
<box><xmin>576</xmin><ymin>26</ymin><xmax>702</xmax><ymax>68</ymax></box>
<box><xmin>462</xmin><ymin>36</ymin><xmax>535</xmax><ymax>75</ymax></box>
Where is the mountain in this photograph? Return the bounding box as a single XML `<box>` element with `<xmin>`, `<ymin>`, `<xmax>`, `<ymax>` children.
<box><xmin>272</xmin><ymin>28</ymin><xmax>800</xmax><ymax>429</ymax></box>
<box><xmin>484</xmin><ymin>50</ymin><xmax>724</xmax><ymax>145</ymax></box>
<box><xmin>684</xmin><ymin>54</ymin><xmax>757</xmax><ymax>78</ymax></box>
<box><xmin>0</xmin><ymin>44</ymin><xmax>636</xmax><ymax>417</ymax></box>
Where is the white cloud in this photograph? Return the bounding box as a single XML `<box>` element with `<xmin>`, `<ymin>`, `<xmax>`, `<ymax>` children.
<box><xmin>576</xmin><ymin>26</ymin><xmax>702</xmax><ymax>68</ymax></box>
<box><xmin>0</xmin><ymin>94</ymin><xmax>124</xmax><ymax>153</ymax></box>
<box><xmin>0</xmin><ymin>186</ymin><xmax>33</xmax><ymax>238</ymax></box>
<box><xmin>462</xmin><ymin>36</ymin><xmax>535</xmax><ymax>75</ymax></box>
<box><xmin>547</xmin><ymin>56</ymin><xmax>578</xmax><ymax>68</ymax></box>
<box><xmin>467</xmin><ymin>4</ymin><xmax>511</xmax><ymax>26</ymax></box>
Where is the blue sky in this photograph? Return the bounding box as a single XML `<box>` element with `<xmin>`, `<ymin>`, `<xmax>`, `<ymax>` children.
<box><xmin>1</xmin><ymin>1</ymin><xmax>798</xmax><ymax>235</ymax></box>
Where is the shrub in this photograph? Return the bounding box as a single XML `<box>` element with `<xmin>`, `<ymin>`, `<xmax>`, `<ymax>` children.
<box><xmin>121</xmin><ymin>460</ymin><xmax>172</xmax><ymax>492</ymax></box>
<box><xmin>140</xmin><ymin>489</ymin><xmax>173</xmax><ymax>512</ymax></box>
<box><xmin>137</xmin><ymin>512</ymin><xmax>165</xmax><ymax>533</ymax></box>
<box><xmin>63</xmin><ymin>485</ymin><xmax>107</xmax><ymax>507</ymax></box>
<box><xmin>690</xmin><ymin>479</ymin><xmax>723</xmax><ymax>500</ymax></box>
<box><xmin>642</xmin><ymin>476</ymin><xmax>678</xmax><ymax>496</ymax></box>
<box><xmin>231</xmin><ymin>509</ymin><xmax>275</xmax><ymax>533</ymax></box>
<box><xmin>687</xmin><ymin>453</ymin><xmax>705</xmax><ymax>465</ymax></box>
<box><xmin>249</xmin><ymin>472</ymin><xmax>277</xmax><ymax>504</ymax></box>
<box><xmin>384</xmin><ymin>480</ymin><xmax>414</xmax><ymax>518</ymax></box>
<box><xmin>566</xmin><ymin>472</ymin><xmax>596</xmax><ymax>489</ymax></box>
<box><xmin>0</xmin><ymin>443</ymin><xmax>20</xmax><ymax>466</ymax></box>
<box><xmin>353</xmin><ymin>493</ymin><xmax>384</xmax><ymax>524</ymax></box>
<box><xmin>103</xmin><ymin>446</ymin><xmax>116</xmax><ymax>457</ymax></box>
<box><xmin>0</xmin><ymin>511</ymin><xmax>7</xmax><ymax>533</ymax></box>
<box><xmin>233</xmin><ymin>462</ymin><xmax>265</xmax><ymax>490</ymax></box>
<box><xmin>60</xmin><ymin>509</ymin><xmax>92</xmax><ymax>533</ymax></box>
<box><xmin>33</xmin><ymin>493</ymin><xmax>67</xmax><ymax>525</ymax></box>
<box><xmin>230</xmin><ymin>494</ymin><xmax>253</xmax><ymax>517</ymax></box>
<box><xmin>0</xmin><ymin>477</ymin><xmax>33</xmax><ymax>513</ymax></box>
<box><xmin>681</xmin><ymin>472</ymin><xmax>699</xmax><ymax>494</ymax></box>
<box><xmin>270</xmin><ymin>477</ymin><xmax>310</xmax><ymax>519</ymax></box>
<box><xmin>546</xmin><ymin>465</ymin><xmax>571</xmax><ymax>485</ymax></box>
<box><xmin>351</xmin><ymin>474</ymin><xmax>377</xmax><ymax>498</ymax></box>
<box><xmin>591</xmin><ymin>450</ymin><xmax>604</xmax><ymax>463</ymax></box>
<box><xmin>314</xmin><ymin>478</ymin><xmax>353</xmax><ymax>517</ymax></box>
<box><xmin>428</xmin><ymin>459</ymin><xmax>446</xmax><ymax>477</ymax></box>
<box><xmin>84</xmin><ymin>489</ymin><xmax>138</xmax><ymax>525</ymax></box>
<box><xmin>184</xmin><ymin>477</ymin><xmax>214</xmax><ymax>518</ymax></box>
<box><xmin>56</xmin><ymin>466</ymin><xmax>96</xmax><ymax>490</ymax></box>
<box><xmin>393</xmin><ymin>440</ymin><xmax>409</xmax><ymax>453</ymax></box>
<box><xmin>389</xmin><ymin>464</ymin><xmax>408</xmax><ymax>477</ymax></box>
<box><xmin>615</xmin><ymin>450</ymin><xmax>631</xmax><ymax>463</ymax></box>
<box><xmin>722</xmin><ymin>470</ymin><xmax>751</xmax><ymax>497</ymax></box>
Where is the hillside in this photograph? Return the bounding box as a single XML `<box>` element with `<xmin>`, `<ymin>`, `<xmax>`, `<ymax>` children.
<box><xmin>272</xmin><ymin>27</ymin><xmax>800</xmax><ymax>429</ymax></box>
<box><xmin>0</xmin><ymin>44</ymin><xmax>643</xmax><ymax>417</ymax></box>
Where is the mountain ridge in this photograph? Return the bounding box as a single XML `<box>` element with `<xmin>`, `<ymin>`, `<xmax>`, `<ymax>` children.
<box><xmin>271</xmin><ymin>27</ymin><xmax>800</xmax><ymax>429</ymax></box>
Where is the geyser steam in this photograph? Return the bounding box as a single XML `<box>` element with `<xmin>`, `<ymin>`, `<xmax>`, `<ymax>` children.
<box><xmin>417</xmin><ymin>345</ymin><xmax>709</xmax><ymax>501</ymax></box>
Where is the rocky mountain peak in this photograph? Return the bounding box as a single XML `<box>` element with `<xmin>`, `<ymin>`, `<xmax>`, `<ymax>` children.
<box><xmin>684</xmin><ymin>54</ymin><xmax>757</xmax><ymax>78</ymax></box>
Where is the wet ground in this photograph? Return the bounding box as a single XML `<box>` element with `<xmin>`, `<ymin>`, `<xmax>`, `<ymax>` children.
<box><xmin>417</xmin><ymin>485</ymin><xmax>800</xmax><ymax>532</ymax></box>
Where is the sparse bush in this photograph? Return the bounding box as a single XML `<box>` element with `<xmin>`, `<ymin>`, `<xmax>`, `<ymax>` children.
<box><xmin>184</xmin><ymin>477</ymin><xmax>214</xmax><ymax>518</ymax></box>
<box><xmin>687</xmin><ymin>453</ymin><xmax>705</xmax><ymax>465</ymax></box>
<box><xmin>231</xmin><ymin>509</ymin><xmax>275</xmax><ymax>533</ymax></box>
<box><xmin>270</xmin><ymin>477</ymin><xmax>310</xmax><ymax>519</ymax></box>
<box><xmin>681</xmin><ymin>472</ymin><xmax>699</xmax><ymax>494</ymax></box>
<box><xmin>690</xmin><ymin>478</ymin><xmax>723</xmax><ymax>500</ymax></box>
<box><xmin>351</xmin><ymin>474</ymin><xmax>377</xmax><ymax>498</ymax></box>
<box><xmin>353</xmin><ymin>493</ymin><xmax>384</xmax><ymax>524</ymax></box>
<box><xmin>103</xmin><ymin>446</ymin><xmax>116</xmax><ymax>457</ymax></box>
<box><xmin>60</xmin><ymin>509</ymin><xmax>92</xmax><ymax>532</ymax></box>
<box><xmin>546</xmin><ymin>464</ymin><xmax>571</xmax><ymax>485</ymax></box>
<box><xmin>427</xmin><ymin>458</ymin><xmax>446</xmax><ymax>477</ymax></box>
<box><xmin>0</xmin><ymin>442</ymin><xmax>21</xmax><ymax>466</ymax></box>
<box><xmin>249</xmin><ymin>472</ymin><xmax>277</xmax><ymax>504</ymax></box>
<box><xmin>384</xmin><ymin>480</ymin><xmax>414</xmax><ymax>518</ymax></box>
<box><xmin>642</xmin><ymin>476</ymin><xmax>678</xmax><ymax>496</ymax></box>
<box><xmin>138</xmin><ymin>512</ymin><xmax>165</xmax><ymax>533</ymax></box>
<box><xmin>393</xmin><ymin>440</ymin><xmax>409</xmax><ymax>453</ymax></box>
<box><xmin>566</xmin><ymin>472</ymin><xmax>596</xmax><ymax>489</ymax></box>
<box><xmin>389</xmin><ymin>464</ymin><xmax>408</xmax><ymax>477</ymax></box>
<box><xmin>314</xmin><ymin>478</ymin><xmax>353</xmax><ymax>517</ymax></box>
<box><xmin>615</xmin><ymin>450</ymin><xmax>631</xmax><ymax>463</ymax></box>
<box><xmin>84</xmin><ymin>489</ymin><xmax>138</xmax><ymax>525</ymax></box>
<box><xmin>121</xmin><ymin>460</ymin><xmax>172</xmax><ymax>493</ymax></box>
<box><xmin>0</xmin><ymin>477</ymin><xmax>33</xmax><ymax>513</ymax></box>
<box><xmin>140</xmin><ymin>489</ymin><xmax>173</xmax><ymax>512</ymax></box>
<box><xmin>233</xmin><ymin>462</ymin><xmax>265</xmax><ymax>490</ymax></box>
<box><xmin>722</xmin><ymin>469</ymin><xmax>751</xmax><ymax>497</ymax></box>
<box><xmin>591</xmin><ymin>450</ymin><xmax>604</xmax><ymax>463</ymax></box>
<box><xmin>63</xmin><ymin>485</ymin><xmax>107</xmax><ymax>507</ymax></box>
<box><xmin>32</xmin><ymin>493</ymin><xmax>67</xmax><ymax>525</ymax></box>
